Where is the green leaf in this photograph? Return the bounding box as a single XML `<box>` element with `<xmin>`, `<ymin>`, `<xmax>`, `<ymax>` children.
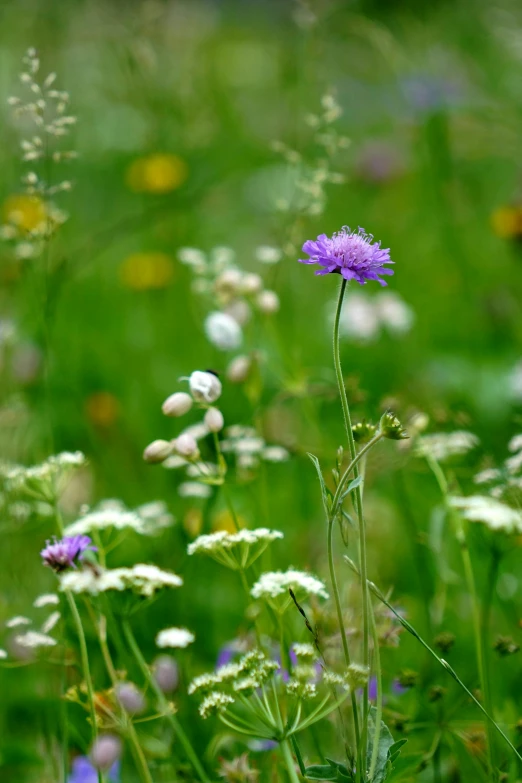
<box><xmin>366</xmin><ymin>707</ymin><xmax>407</xmax><ymax>783</ymax></box>
<box><xmin>307</xmin><ymin>453</ymin><xmax>333</xmax><ymax>513</ymax></box>
<box><xmin>340</xmin><ymin>475</ymin><xmax>363</xmax><ymax>500</ymax></box>
<box><xmin>305</xmin><ymin>765</ymin><xmax>338</xmax><ymax>781</ymax></box>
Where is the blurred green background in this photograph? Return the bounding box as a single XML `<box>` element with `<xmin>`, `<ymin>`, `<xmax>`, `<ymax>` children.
<box><xmin>1</xmin><ymin>0</ymin><xmax>522</xmax><ymax>780</ymax></box>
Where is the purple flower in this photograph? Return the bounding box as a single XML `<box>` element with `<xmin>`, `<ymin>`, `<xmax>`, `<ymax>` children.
<box><xmin>41</xmin><ymin>535</ymin><xmax>95</xmax><ymax>573</ymax></box>
<box><xmin>68</xmin><ymin>757</ymin><xmax>119</xmax><ymax>783</ymax></box>
<box><xmin>299</xmin><ymin>227</ymin><xmax>394</xmax><ymax>286</ymax></box>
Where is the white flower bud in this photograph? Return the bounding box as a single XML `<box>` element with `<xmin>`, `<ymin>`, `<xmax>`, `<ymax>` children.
<box><xmin>204</xmin><ymin>311</ymin><xmax>242</xmax><ymax>351</ymax></box>
<box><xmin>215</xmin><ymin>268</ymin><xmax>242</xmax><ymax>293</ymax></box>
<box><xmin>257</xmin><ymin>290</ymin><xmax>280</xmax><ymax>314</ymax></box>
<box><xmin>162</xmin><ymin>392</ymin><xmax>193</xmax><ymax>417</ymax></box>
<box><xmin>225</xmin><ymin>299</ymin><xmax>251</xmax><ymax>326</ymax></box>
<box><xmin>90</xmin><ymin>735</ymin><xmax>122</xmax><ymax>771</ymax></box>
<box><xmin>173</xmin><ymin>433</ymin><xmax>199</xmax><ymax>459</ymax></box>
<box><xmin>204</xmin><ymin>407</ymin><xmax>224</xmax><ymax>433</ymax></box>
<box><xmin>115</xmin><ymin>682</ymin><xmax>146</xmax><ymax>714</ymax></box>
<box><xmin>143</xmin><ymin>439</ymin><xmax>172</xmax><ymax>464</ymax></box>
<box><xmin>240</xmin><ymin>273</ymin><xmax>263</xmax><ymax>295</ymax></box>
<box><xmin>153</xmin><ymin>655</ymin><xmax>179</xmax><ymax>693</ymax></box>
<box><xmin>226</xmin><ymin>355</ymin><xmax>251</xmax><ymax>383</ymax></box>
<box><xmin>188</xmin><ymin>371</ymin><xmax>222</xmax><ymax>403</ymax></box>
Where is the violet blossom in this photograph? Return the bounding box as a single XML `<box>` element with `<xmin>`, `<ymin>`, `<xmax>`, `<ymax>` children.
<box><xmin>41</xmin><ymin>535</ymin><xmax>95</xmax><ymax>573</ymax></box>
<box><xmin>299</xmin><ymin>227</ymin><xmax>394</xmax><ymax>286</ymax></box>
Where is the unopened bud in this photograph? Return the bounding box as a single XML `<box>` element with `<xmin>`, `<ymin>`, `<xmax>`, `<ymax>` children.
<box><xmin>143</xmin><ymin>439</ymin><xmax>172</xmax><ymax>464</ymax></box>
<box><xmin>240</xmin><ymin>273</ymin><xmax>263</xmax><ymax>295</ymax></box>
<box><xmin>90</xmin><ymin>735</ymin><xmax>122</xmax><ymax>771</ymax></box>
<box><xmin>188</xmin><ymin>371</ymin><xmax>222</xmax><ymax>403</ymax></box>
<box><xmin>257</xmin><ymin>289</ymin><xmax>280</xmax><ymax>314</ymax></box>
<box><xmin>352</xmin><ymin>420</ymin><xmax>377</xmax><ymax>444</ymax></box>
<box><xmin>162</xmin><ymin>392</ymin><xmax>193</xmax><ymax>417</ymax></box>
<box><xmin>204</xmin><ymin>407</ymin><xmax>224</xmax><ymax>433</ymax></box>
<box><xmin>173</xmin><ymin>433</ymin><xmax>199</xmax><ymax>459</ymax></box>
<box><xmin>153</xmin><ymin>655</ymin><xmax>179</xmax><ymax>693</ymax></box>
<box><xmin>226</xmin><ymin>355</ymin><xmax>251</xmax><ymax>383</ymax></box>
<box><xmin>115</xmin><ymin>682</ymin><xmax>146</xmax><ymax>714</ymax></box>
<box><xmin>379</xmin><ymin>411</ymin><xmax>408</xmax><ymax>440</ymax></box>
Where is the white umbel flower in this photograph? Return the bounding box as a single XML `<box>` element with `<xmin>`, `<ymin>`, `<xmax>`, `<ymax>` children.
<box><xmin>156</xmin><ymin>627</ymin><xmax>195</xmax><ymax>649</ymax></box>
<box><xmin>450</xmin><ymin>496</ymin><xmax>522</xmax><ymax>534</ymax></box>
<box><xmin>416</xmin><ymin>431</ymin><xmax>479</xmax><ymax>462</ymax></box>
<box><xmin>178</xmin><ymin>482</ymin><xmax>213</xmax><ymax>499</ymax></box>
<box><xmin>251</xmin><ymin>569</ymin><xmax>329</xmax><ymax>611</ymax></box>
<box><xmin>204</xmin><ymin>312</ymin><xmax>242</xmax><ymax>351</ymax></box>
<box><xmin>199</xmin><ymin>691</ymin><xmax>235</xmax><ymax>719</ymax></box>
<box><xmin>33</xmin><ymin>593</ymin><xmax>59</xmax><ymax>608</ymax></box>
<box><xmin>6</xmin><ymin>616</ymin><xmax>31</xmax><ymax>628</ymax></box>
<box><xmin>14</xmin><ymin>630</ymin><xmax>57</xmax><ymax>648</ymax></box>
<box><xmin>187</xmin><ymin>528</ymin><xmax>283</xmax><ymax>570</ymax></box>
<box><xmin>41</xmin><ymin>611</ymin><xmax>61</xmax><ymax>633</ymax></box>
<box><xmin>60</xmin><ymin>564</ymin><xmax>182</xmax><ymax>597</ymax></box>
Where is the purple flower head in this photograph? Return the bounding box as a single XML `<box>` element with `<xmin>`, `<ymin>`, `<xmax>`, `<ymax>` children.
<box><xmin>41</xmin><ymin>535</ymin><xmax>95</xmax><ymax>573</ymax></box>
<box><xmin>299</xmin><ymin>227</ymin><xmax>394</xmax><ymax>286</ymax></box>
<box><xmin>68</xmin><ymin>756</ymin><xmax>120</xmax><ymax>783</ymax></box>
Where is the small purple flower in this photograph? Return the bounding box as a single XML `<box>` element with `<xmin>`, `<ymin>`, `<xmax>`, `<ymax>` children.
<box><xmin>68</xmin><ymin>756</ymin><xmax>119</xmax><ymax>783</ymax></box>
<box><xmin>299</xmin><ymin>227</ymin><xmax>394</xmax><ymax>286</ymax></box>
<box><xmin>41</xmin><ymin>535</ymin><xmax>95</xmax><ymax>573</ymax></box>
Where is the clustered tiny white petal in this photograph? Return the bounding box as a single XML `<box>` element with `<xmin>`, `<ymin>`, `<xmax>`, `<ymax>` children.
<box><xmin>178</xmin><ymin>482</ymin><xmax>213</xmax><ymax>499</ymax></box>
<box><xmin>293</xmin><ymin>643</ymin><xmax>316</xmax><ymax>658</ymax></box>
<box><xmin>64</xmin><ymin>499</ymin><xmax>174</xmax><ymax>537</ymax></box>
<box><xmin>156</xmin><ymin>627</ymin><xmax>195</xmax><ymax>649</ymax></box>
<box><xmin>6</xmin><ymin>616</ymin><xmax>32</xmax><ymax>628</ymax></box>
<box><xmin>33</xmin><ymin>593</ymin><xmax>60</xmax><ymax>608</ymax></box>
<box><xmin>416</xmin><ymin>431</ymin><xmax>479</xmax><ymax>461</ymax></box>
<box><xmin>188</xmin><ymin>528</ymin><xmax>284</xmax><ymax>556</ymax></box>
<box><xmin>450</xmin><ymin>496</ymin><xmax>522</xmax><ymax>534</ymax></box>
<box><xmin>508</xmin><ymin>434</ymin><xmax>522</xmax><ymax>453</ymax></box>
<box><xmin>14</xmin><ymin>631</ymin><xmax>57</xmax><ymax>648</ymax></box>
<box><xmin>199</xmin><ymin>691</ymin><xmax>235</xmax><ymax>719</ymax></box>
<box><xmin>251</xmin><ymin>569</ymin><xmax>329</xmax><ymax>601</ymax></box>
<box><xmin>60</xmin><ymin>564</ymin><xmax>183</xmax><ymax>597</ymax></box>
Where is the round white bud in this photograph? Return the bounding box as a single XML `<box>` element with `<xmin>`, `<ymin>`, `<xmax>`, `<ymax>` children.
<box><xmin>204</xmin><ymin>407</ymin><xmax>224</xmax><ymax>433</ymax></box>
<box><xmin>204</xmin><ymin>311</ymin><xmax>242</xmax><ymax>351</ymax></box>
<box><xmin>257</xmin><ymin>290</ymin><xmax>280</xmax><ymax>314</ymax></box>
<box><xmin>215</xmin><ymin>268</ymin><xmax>242</xmax><ymax>293</ymax></box>
<box><xmin>240</xmin><ymin>273</ymin><xmax>263</xmax><ymax>295</ymax></box>
<box><xmin>189</xmin><ymin>371</ymin><xmax>222</xmax><ymax>403</ymax></box>
<box><xmin>90</xmin><ymin>735</ymin><xmax>122</xmax><ymax>771</ymax></box>
<box><xmin>162</xmin><ymin>392</ymin><xmax>193</xmax><ymax>417</ymax></box>
<box><xmin>225</xmin><ymin>299</ymin><xmax>251</xmax><ymax>326</ymax></box>
<box><xmin>226</xmin><ymin>355</ymin><xmax>251</xmax><ymax>383</ymax></box>
<box><xmin>173</xmin><ymin>433</ymin><xmax>199</xmax><ymax>459</ymax></box>
<box><xmin>143</xmin><ymin>439</ymin><xmax>172</xmax><ymax>464</ymax></box>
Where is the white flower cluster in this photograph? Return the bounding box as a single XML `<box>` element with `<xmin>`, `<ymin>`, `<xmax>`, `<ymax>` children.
<box><xmin>156</xmin><ymin>627</ymin><xmax>195</xmax><ymax>649</ymax></box>
<box><xmin>177</xmin><ymin>245</ymin><xmax>280</xmax><ymax>353</ymax></box>
<box><xmin>473</xmin><ymin>433</ymin><xmax>522</xmax><ymax>502</ymax></box>
<box><xmin>64</xmin><ymin>499</ymin><xmax>174</xmax><ymax>538</ymax></box>
<box><xmin>1</xmin><ymin>451</ymin><xmax>86</xmax><ymax>503</ymax></box>
<box><xmin>220</xmin><ymin>425</ymin><xmax>290</xmax><ymax>472</ymax></box>
<box><xmin>450</xmin><ymin>495</ymin><xmax>522</xmax><ymax>535</ymax></box>
<box><xmin>3</xmin><ymin>48</ymin><xmax>77</xmax><ymax>257</ymax></box>
<box><xmin>60</xmin><ymin>564</ymin><xmax>182</xmax><ymax>597</ymax></box>
<box><xmin>187</xmin><ymin>527</ymin><xmax>284</xmax><ymax>570</ymax></box>
<box><xmin>251</xmin><ymin>569</ymin><xmax>329</xmax><ymax>611</ymax></box>
<box><xmin>415</xmin><ymin>431</ymin><xmax>479</xmax><ymax>462</ymax></box>
<box><xmin>292</xmin><ymin>643</ymin><xmax>316</xmax><ymax>659</ymax></box>
<box><xmin>199</xmin><ymin>691</ymin><xmax>235</xmax><ymax>719</ymax></box>
<box><xmin>336</xmin><ymin>291</ymin><xmax>414</xmax><ymax>342</ymax></box>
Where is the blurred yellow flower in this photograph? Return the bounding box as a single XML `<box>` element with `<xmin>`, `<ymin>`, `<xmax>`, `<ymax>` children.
<box><xmin>491</xmin><ymin>206</ymin><xmax>522</xmax><ymax>239</ymax></box>
<box><xmin>212</xmin><ymin>510</ymin><xmax>245</xmax><ymax>534</ymax></box>
<box><xmin>120</xmin><ymin>252</ymin><xmax>175</xmax><ymax>291</ymax></box>
<box><xmin>184</xmin><ymin>508</ymin><xmax>203</xmax><ymax>538</ymax></box>
<box><xmin>2</xmin><ymin>194</ymin><xmax>46</xmax><ymax>232</ymax></box>
<box><xmin>126</xmin><ymin>153</ymin><xmax>188</xmax><ymax>194</ymax></box>
<box><xmin>85</xmin><ymin>392</ymin><xmax>120</xmax><ymax>428</ymax></box>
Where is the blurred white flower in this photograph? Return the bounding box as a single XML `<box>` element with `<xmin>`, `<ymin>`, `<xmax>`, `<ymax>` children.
<box><xmin>204</xmin><ymin>311</ymin><xmax>243</xmax><ymax>351</ymax></box>
<box><xmin>256</xmin><ymin>245</ymin><xmax>282</xmax><ymax>264</ymax></box>
<box><xmin>156</xmin><ymin>627</ymin><xmax>195</xmax><ymax>649</ymax></box>
<box><xmin>450</xmin><ymin>495</ymin><xmax>522</xmax><ymax>534</ymax></box>
<box><xmin>188</xmin><ymin>371</ymin><xmax>222</xmax><ymax>403</ymax></box>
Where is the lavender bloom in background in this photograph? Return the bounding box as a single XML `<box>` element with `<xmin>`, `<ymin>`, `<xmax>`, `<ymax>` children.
<box><xmin>68</xmin><ymin>757</ymin><xmax>119</xmax><ymax>783</ymax></box>
<box><xmin>299</xmin><ymin>227</ymin><xmax>394</xmax><ymax>286</ymax></box>
<box><xmin>248</xmin><ymin>739</ymin><xmax>278</xmax><ymax>752</ymax></box>
<box><xmin>41</xmin><ymin>535</ymin><xmax>95</xmax><ymax>572</ymax></box>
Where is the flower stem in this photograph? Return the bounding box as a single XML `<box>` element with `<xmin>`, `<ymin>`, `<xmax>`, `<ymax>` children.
<box><xmin>333</xmin><ymin>278</ymin><xmax>369</xmax><ymax>778</ymax></box>
<box><xmin>368</xmin><ymin>601</ymin><xmax>382</xmax><ymax>781</ymax></box>
<box><xmin>121</xmin><ymin>618</ymin><xmax>212</xmax><ymax>783</ymax></box>
<box><xmin>280</xmin><ymin>737</ymin><xmax>301</xmax><ymax>783</ymax></box>
<box><xmin>344</xmin><ymin>556</ymin><xmax>522</xmax><ymax>765</ymax></box>
<box><xmin>64</xmin><ymin>590</ymin><xmax>102</xmax><ymax>783</ymax></box>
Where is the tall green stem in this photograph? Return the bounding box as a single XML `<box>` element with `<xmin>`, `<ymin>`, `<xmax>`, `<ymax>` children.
<box><xmin>64</xmin><ymin>590</ymin><xmax>102</xmax><ymax>783</ymax></box>
<box><xmin>281</xmin><ymin>737</ymin><xmax>301</xmax><ymax>783</ymax></box>
<box><xmin>121</xmin><ymin>618</ymin><xmax>212</xmax><ymax>783</ymax></box>
<box><xmin>368</xmin><ymin>602</ymin><xmax>382</xmax><ymax>781</ymax></box>
<box><xmin>427</xmin><ymin>456</ymin><xmax>496</xmax><ymax>780</ymax></box>
<box><xmin>333</xmin><ymin>278</ymin><xmax>369</xmax><ymax>777</ymax></box>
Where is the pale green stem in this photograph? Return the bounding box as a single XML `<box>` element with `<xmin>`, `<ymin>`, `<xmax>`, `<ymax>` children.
<box><xmin>333</xmin><ymin>278</ymin><xmax>368</xmax><ymax>781</ymax></box>
<box><xmin>64</xmin><ymin>591</ymin><xmax>101</xmax><ymax>783</ymax></box>
<box><xmin>281</xmin><ymin>737</ymin><xmax>301</xmax><ymax>783</ymax></box>
<box><xmin>368</xmin><ymin>602</ymin><xmax>382</xmax><ymax>781</ymax></box>
<box><xmin>427</xmin><ymin>456</ymin><xmax>496</xmax><ymax>780</ymax></box>
<box><xmin>344</xmin><ymin>556</ymin><xmax>522</xmax><ymax>765</ymax></box>
<box><xmin>121</xmin><ymin>618</ymin><xmax>212</xmax><ymax>783</ymax></box>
